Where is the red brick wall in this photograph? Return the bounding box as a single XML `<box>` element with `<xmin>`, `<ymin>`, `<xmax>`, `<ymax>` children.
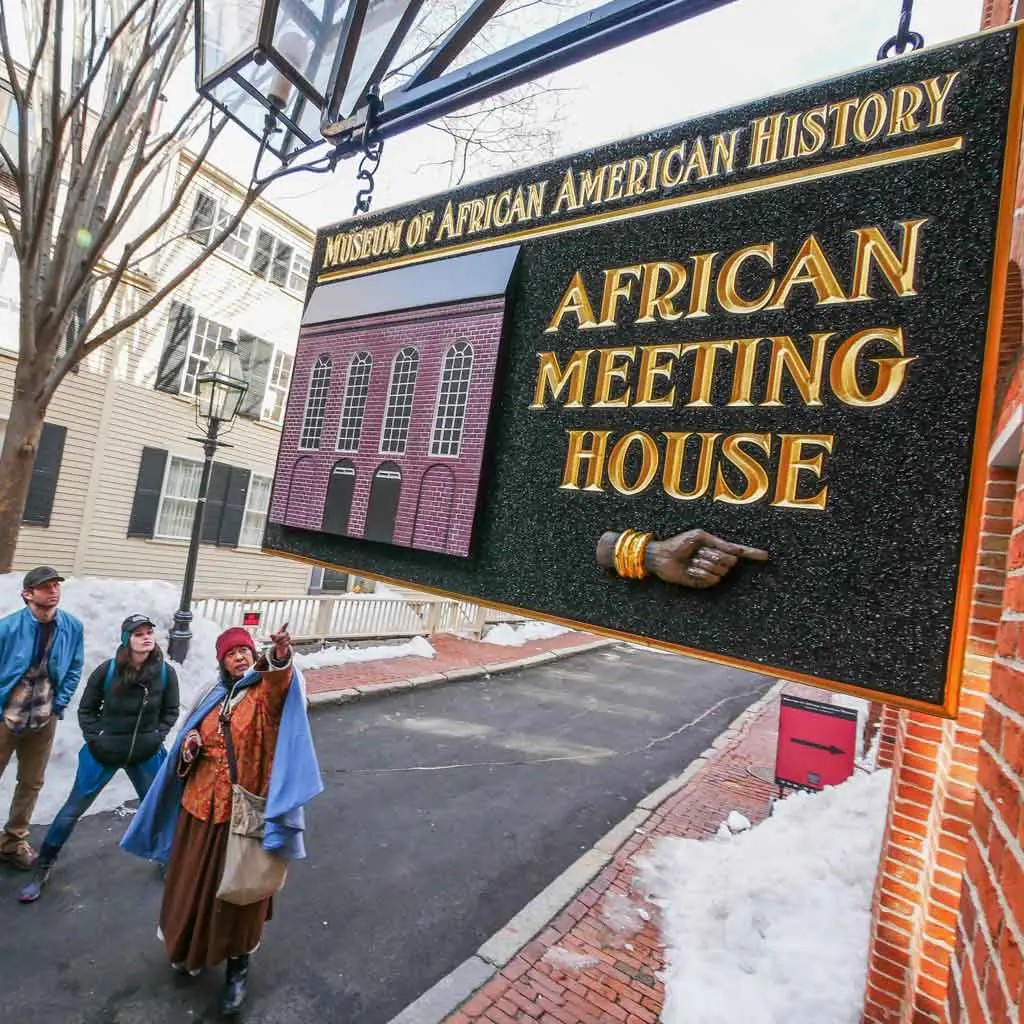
<box><xmin>863</xmin><ymin>10</ymin><xmax>1024</xmax><ymax>1021</ymax></box>
<box><xmin>862</xmin><ymin>470</ymin><xmax>1012</xmax><ymax>1023</ymax></box>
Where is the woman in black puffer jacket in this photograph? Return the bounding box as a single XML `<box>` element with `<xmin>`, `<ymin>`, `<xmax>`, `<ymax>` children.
<box><xmin>18</xmin><ymin>614</ymin><xmax>180</xmax><ymax>903</ymax></box>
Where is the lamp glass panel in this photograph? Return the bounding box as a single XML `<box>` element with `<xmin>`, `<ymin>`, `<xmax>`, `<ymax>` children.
<box><xmin>273</xmin><ymin>0</ymin><xmax>352</xmax><ymax>101</ymax></box>
<box><xmin>336</xmin><ymin>0</ymin><xmax>416</xmax><ymax>118</ymax></box>
<box><xmin>199</xmin><ymin>0</ymin><xmax>263</xmax><ymax>83</ymax></box>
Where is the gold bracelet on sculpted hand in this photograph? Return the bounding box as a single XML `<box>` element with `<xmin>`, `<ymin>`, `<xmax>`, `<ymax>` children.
<box><xmin>614</xmin><ymin>530</ymin><xmax>652</xmax><ymax>579</ymax></box>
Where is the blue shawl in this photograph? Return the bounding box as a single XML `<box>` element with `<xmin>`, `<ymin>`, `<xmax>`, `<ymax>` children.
<box><xmin>120</xmin><ymin>666</ymin><xmax>322</xmax><ymax>864</ymax></box>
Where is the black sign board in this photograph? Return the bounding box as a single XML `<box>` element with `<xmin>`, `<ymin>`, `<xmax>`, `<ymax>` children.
<box><xmin>266</xmin><ymin>27</ymin><xmax>1024</xmax><ymax>717</ymax></box>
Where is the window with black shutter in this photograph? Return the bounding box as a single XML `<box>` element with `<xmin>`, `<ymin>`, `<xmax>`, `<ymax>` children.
<box><xmin>200</xmin><ymin>462</ymin><xmax>230</xmax><ymax>544</ymax></box>
<box><xmin>270</xmin><ymin>241</ymin><xmax>293</xmax><ymax>287</ymax></box>
<box><xmin>236</xmin><ymin>333</ymin><xmax>274</xmax><ymax>420</ymax></box>
<box><xmin>252</xmin><ymin>229</ymin><xmax>275</xmax><ymax>279</ymax></box>
<box><xmin>155</xmin><ymin>301</ymin><xmax>195</xmax><ymax>394</ymax></box>
<box><xmin>218</xmin><ymin>466</ymin><xmax>251</xmax><ymax>546</ymax></box>
<box><xmin>22</xmin><ymin>422</ymin><xmax>66</xmax><ymax>526</ymax></box>
<box><xmin>127</xmin><ymin>447</ymin><xmax>168</xmax><ymax>538</ymax></box>
<box><xmin>188</xmin><ymin>192</ymin><xmax>217</xmax><ymax>244</ymax></box>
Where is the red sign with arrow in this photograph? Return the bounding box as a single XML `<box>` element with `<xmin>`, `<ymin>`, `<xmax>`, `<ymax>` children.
<box><xmin>775</xmin><ymin>695</ymin><xmax>858</xmax><ymax>792</ymax></box>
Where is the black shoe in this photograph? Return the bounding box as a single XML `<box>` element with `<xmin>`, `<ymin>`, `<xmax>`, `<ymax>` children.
<box><xmin>219</xmin><ymin>955</ymin><xmax>249</xmax><ymax>1017</ymax></box>
<box><xmin>17</xmin><ymin>860</ymin><xmax>52</xmax><ymax>903</ymax></box>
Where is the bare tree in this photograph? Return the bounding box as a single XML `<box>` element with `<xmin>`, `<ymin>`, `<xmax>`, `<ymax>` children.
<box><xmin>0</xmin><ymin>0</ymin><xmax>272</xmax><ymax>570</ymax></box>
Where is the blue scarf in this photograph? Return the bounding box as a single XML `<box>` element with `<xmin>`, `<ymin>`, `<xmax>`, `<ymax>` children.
<box><xmin>120</xmin><ymin>666</ymin><xmax>323</xmax><ymax>865</ymax></box>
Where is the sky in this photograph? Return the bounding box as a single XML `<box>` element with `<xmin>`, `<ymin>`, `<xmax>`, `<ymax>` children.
<box><xmin>257</xmin><ymin>0</ymin><xmax>986</xmax><ymax>227</ymax></box>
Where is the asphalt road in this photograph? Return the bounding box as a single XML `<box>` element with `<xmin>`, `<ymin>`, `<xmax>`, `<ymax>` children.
<box><xmin>0</xmin><ymin>644</ymin><xmax>771</xmax><ymax>1024</ymax></box>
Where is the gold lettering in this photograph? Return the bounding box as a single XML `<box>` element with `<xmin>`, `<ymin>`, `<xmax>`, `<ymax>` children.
<box><xmin>560</xmin><ymin>430</ymin><xmax>610</xmax><ymax>491</ymax></box>
<box><xmin>688</xmin><ymin>252</ymin><xmax>718</xmax><ymax>317</ymax></box>
<box><xmin>545</xmin><ymin>272</ymin><xmax>597</xmax><ymax>333</ymax></box>
<box><xmin>579</xmin><ymin>166</ymin><xmax>606</xmax><ymax>205</ymax></box>
<box><xmin>853</xmin><ymin>92</ymin><xmax>887</xmax><ymax>142</ymax></box>
<box><xmin>635</xmin><ymin>345</ymin><xmax>680</xmax><ymax>408</ymax></box>
<box><xmin>605</xmin><ymin>161</ymin><xmax>628</xmax><ymax>201</ymax></box>
<box><xmin>830</xmin><ymin>97</ymin><xmax>860</xmax><ymax>148</ymax></box>
<box><xmin>436</xmin><ymin>201</ymin><xmax>457</xmax><ymax>241</ymax></box>
<box><xmin>637</xmin><ymin>262</ymin><xmax>688</xmax><ymax>323</ymax></box>
<box><xmin>766</xmin><ymin>235</ymin><xmax>846</xmax><ymax>309</ymax></box>
<box><xmin>598</xmin><ymin>266</ymin><xmax>642</xmax><ymax>326</ymax></box>
<box><xmin>889</xmin><ymin>84</ymin><xmax>924</xmax><ymax>135</ymax></box>
<box><xmin>849</xmin><ymin>218</ymin><xmax>926</xmax><ymax>300</ymax></box>
<box><xmin>682</xmin><ymin>137</ymin><xmax>711</xmax><ymax>182</ymax></box>
<box><xmin>608</xmin><ymin>432</ymin><xmax>659</xmax><ymax>495</ymax></box>
<box><xmin>783</xmin><ymin>113</ymin><xmax>801</xmax><ymax>160</ymax></box>
<box><xmin>717</xmin><ymin>243</ymin><xmax>776</xmax><ymax>313</ymax></box>
<box><xmin>710</xmin><ymin>130</ymin><xmax>741</xmax><ymax>175</ymax></box>
<box><xmin>680</xmin><ymin>341</ymin><xmax>736</xmax><ymax>406</ymax></box>
<box><xmin>749</xmin><ymin>113</ymin><xmax>785</xmax><ymax>167</ymax></box>
<box><xmin>627</xmin><ymin>156</ymin><xmax>650</xmax><ymax>196</ymax></box>
<box><xmin>763</xmin><ymin>333</ymin><xmax>830</xmax><ymax>407</ymax></box>
<box><xmin>526</xmin><ymin>181</ymin><xmax>547</xmax><ymax>219</ymax></box>
<box><xmin>798</xmin><ymin>105</ymin><xmax>829</xmax><ymax>156</ymax></box>
<box><xmin>922</xmin><ymin>72</ymin><xmax>960</xmax><ymax>127</ymax></box>
<box><xmin>829</xmin><ymin>327</ymin><xmax>915</xmax><ymax>406</ymax></box>
<box><xmin>771</xmin><ymin>434</ymin><xmax>834</xmax><ymax>511</ymax></box>
<box><xmin>532</xmin><ymin>349</ymin><xmax>594</xmax><ymax>409</ymax></box>
<box><xmin>663</xmin><ymin>432</ymin><xmax>721</xmax><ymax>500</ymax></box>
<box><xmin>728</xmin><ymin>339</ymin><xmax>763</xmax><ymax>406</ymax></box>
<box><xmin>552</xmin><ymin>171</ymin><xmax>580</xmax><ymax>215</ymax></box>
<box><xmin>492</xmin><ymin>190</ymin><xmax>512</xmax><ymax>227</ymax></box>
<box><xmin>714</xmin><ymin>433</ymin><xmax>773</xmax><ymax>505</ymax></box>
<box><xmin>593</xmin><ymin>347</ymin><xmax>636</xmax><ymax>407</ymax></box>
<box><xmin>661</xmin><ymin>144</ymin><xmax>685</xmax><ymax>187</ymax></box>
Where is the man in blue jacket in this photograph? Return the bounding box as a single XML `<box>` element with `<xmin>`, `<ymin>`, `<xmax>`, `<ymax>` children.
<box><xmin>0</xmin><ymin>567</ymin><xmax>84</xmax><ymax>869</ymax></box>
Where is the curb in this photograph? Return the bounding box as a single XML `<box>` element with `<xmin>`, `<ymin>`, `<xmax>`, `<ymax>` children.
<box><xmin>386</xmin><ymin>678</ymin><xmax>786</xmax><ymax>1024</ymax></box>
<box><xmin>305</xmin><ymin>637</ymin><xmax>615</xmax><ymax>709</ymax></box>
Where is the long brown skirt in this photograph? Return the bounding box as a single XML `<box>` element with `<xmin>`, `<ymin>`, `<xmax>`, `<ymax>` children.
<box><xmin>159</xmin><ymin>810</ymin><xmax>273</xmax><ymax>970</ymax></box>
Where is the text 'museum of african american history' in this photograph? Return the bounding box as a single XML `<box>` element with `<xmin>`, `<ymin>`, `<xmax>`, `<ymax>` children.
<box><xmin>266</xmin><ymin>25</ymin><xmax>1024</xmax><ymax>716</ymax></box>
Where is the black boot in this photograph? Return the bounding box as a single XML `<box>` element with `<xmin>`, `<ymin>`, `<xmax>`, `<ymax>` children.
<box><xmin>17</xmin><ymin>850</ymin><xmax>56</xmax><ymax>904</ymax></box>
<box><xmin>220</xmin><ymin>955</ymin><xmax>249</xmax><ymax>1017</ymax></box>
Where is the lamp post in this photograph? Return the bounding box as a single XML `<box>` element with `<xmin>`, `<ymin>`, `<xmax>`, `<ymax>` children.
<box><xmin>167</xmin><ymin>339</ymin><xmax>249</xmax><ymax>664</ymax></box>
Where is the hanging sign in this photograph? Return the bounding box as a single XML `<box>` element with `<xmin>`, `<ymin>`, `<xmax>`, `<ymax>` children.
<box><xmin>266</xmin><ymin>26</ymin><xmax>1024</xmax><ymax>717</ymax></box>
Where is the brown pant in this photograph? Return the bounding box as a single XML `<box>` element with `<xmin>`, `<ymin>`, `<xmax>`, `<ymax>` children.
<box><xmin>0</xmin><ymin>717</ymin><xmax>57</xmax><ymax>849</ymax></box>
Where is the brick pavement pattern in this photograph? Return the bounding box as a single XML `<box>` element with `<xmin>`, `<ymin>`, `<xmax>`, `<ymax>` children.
<box><xmin>442</xmin><ymin>683</ymin><xmax>826</xmax><ymax>1024</ymax></box>
<box><xmin>303</xmin><ymin>631</ymin><xmax>601</xmax><ymax>697</ymax></box>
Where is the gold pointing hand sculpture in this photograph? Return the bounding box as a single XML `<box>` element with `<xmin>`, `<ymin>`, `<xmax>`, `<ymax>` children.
<box><xmin>596</xmin><ymin>529</ymin><xmax>769</xmax><ymax>589</ymax></box>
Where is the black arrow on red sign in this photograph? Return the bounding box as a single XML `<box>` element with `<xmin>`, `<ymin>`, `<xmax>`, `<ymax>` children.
<box><xmin>791</xmin><ymin>737</ymin><xmax>845</xmax><ymax>755</ymax></box>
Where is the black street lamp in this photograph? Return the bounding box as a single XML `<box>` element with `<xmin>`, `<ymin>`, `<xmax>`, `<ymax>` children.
<box><xmin>167</xmin><ymin>339</ymin><xmax>249</xmax><ymax>664</ymax></box>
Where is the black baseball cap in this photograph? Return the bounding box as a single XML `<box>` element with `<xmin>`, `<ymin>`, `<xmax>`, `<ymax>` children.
<box><xmin>22</xmin><ymin>566</ymin><xmax>65</xmax><ymax>590</ymax></box>
<box><xmin>121</xmin><ymin>614</ymin><xmax>156</xmax><ymax>639</ymax></box>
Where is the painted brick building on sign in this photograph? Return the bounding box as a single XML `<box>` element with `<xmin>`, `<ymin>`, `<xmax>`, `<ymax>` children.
<box><xmin>269</xmin><ymin>247</ymin><xmax>518</xmax><ymax>558</ymax></box>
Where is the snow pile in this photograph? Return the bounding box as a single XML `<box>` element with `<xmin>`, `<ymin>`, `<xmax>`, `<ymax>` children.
<box><xmin>542</xmin><ymin>947</ymin><xmax>601</xmax><ymax>972</ymax></box>
<box><xmin>725</xmin><ymin>810</ymin><xmax>752</xmax><ymax>833</ymax></box>
<box><xmin>640</xmin><ymin>769</ymin><xmax>890</xmax><ymax>1024</ymax></box>
<box><xmin>0</xmin><ymin>574</ymin><xmax>227</xmax><ymax>824</ymax></box>
<box><xmin>599</xmin><ymin>889</ymin><xmax>650</xmax><ymax>938</ymax></box>
<box><xmin>482</xmin><ymin>620</ymin><xmax>570</xmax><ymax>646</ymax></box>
<box><xmin>294</xmin><ymin>635</ymin><xmax>434</xmax><ymax>670</ymax></box>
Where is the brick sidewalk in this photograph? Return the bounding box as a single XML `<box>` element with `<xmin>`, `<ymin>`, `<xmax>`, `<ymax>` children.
<box><xmin>303</xmin><ymin>630</ymin><xmax>607</xmax><ymax>700</ymax></box>
<box><xmin>441</xmin><ymin>682</ymin><xmax>826</xmax><ymax>1024</ymax></box>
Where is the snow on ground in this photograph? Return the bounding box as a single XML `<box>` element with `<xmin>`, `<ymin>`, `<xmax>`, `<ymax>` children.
<box><xmin>482</xmin><ymin>620</ymin><xmax>570</xmax><ymax>646</ymax></box>
<box><xmin>293</xmin><ymin>635</ymin><xmax>434</xmax><ymax>670</ymax></box>
<box><xmin>639</xmin><ymin>769</ymin><xmax>890</xmax><ymax>1024</ymax></box>
<box><xmin>0</xmin><ymin>575</ymin><xmax>431</xmax><ymax>826</ymax></box>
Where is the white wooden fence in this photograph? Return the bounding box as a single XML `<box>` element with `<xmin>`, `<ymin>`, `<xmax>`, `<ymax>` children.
<box><xmin>192</xmin><ymin>593</ymin><xmax>525</xmax><ymax>644</ymax></box>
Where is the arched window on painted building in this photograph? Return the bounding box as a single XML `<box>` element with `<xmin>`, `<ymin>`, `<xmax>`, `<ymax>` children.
<box><xmin>336</xmin><ymin>351</ymin><xmax>372</xmax><ymax>452</ymax></box>
<box><xmin>299</xmin><ymin>354</ymin><xmax>332</xmax><ymax>450</ymax></box>
<box><xmin>430</xmin><ymin>341</ymin><xmax>474</xmax><ymax>457</ymax></box>
<box><xmin>380</xmin><ymin>346</ymin><xmax>419</xmax><ymax>455</ymax></box>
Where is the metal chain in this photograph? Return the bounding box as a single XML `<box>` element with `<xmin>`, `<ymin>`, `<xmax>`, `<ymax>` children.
<box><xmin>877</xmin><ymin>0</ymin><xmax>924</xmax><ymax>60</ymax></box>
<box><xmin>352</xmin><ymin>87</ymin><xmax>384</xmax><ymax>217</ymax></box>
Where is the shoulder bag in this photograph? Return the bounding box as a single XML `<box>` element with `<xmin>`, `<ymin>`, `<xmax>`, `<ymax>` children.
<box><xmin>215</xmin><ymin>696</ymin><xmax>288</xmax><ymax>906</ymax></box>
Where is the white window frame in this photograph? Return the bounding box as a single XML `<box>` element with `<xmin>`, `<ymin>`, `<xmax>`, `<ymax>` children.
<box><xmin>262</xmin><ymin>347</ymin><xmax>294</xmax><ymax>426</ymax></box>
<box><xmin>379</xmin><ymin>347</ymin><xmax>419</xmax><ymax>455</ymax></box>
<box><xmin>429</xmin><ymin>341</ymin><xmax>474</xmax><ymax>458</ymax></box>
<box><xmin>287</xmin><ymin>252</ymin><xmax>310</xmax><ymax>295</ymax></box>
<box><xmin>190</xmin><ymin>189</ymin><xmax>253</xmax><ymax>264</ymax></box>
<box><xmin>336</xmin><ymin>351</ymin><xmax>372</xmax><ymax>452</ymax></box>
<box><xmin>181</xmin><ymin>314</ymin><xmax>233</xmax><ymax>398</ymax></box>
<box><xmin>299</xmin><ymin>354</ymin><xmax>332</xmax><ymax>450</ymax></box>
<box><xmin>153</xmin><ymin>453</ymin><xmax>204</xmax><ymax>541</ymax></box>
<box><xmin>238</xmin><ymin>474</ymin><xmax>272</xmax><ymax>549</ymax></box>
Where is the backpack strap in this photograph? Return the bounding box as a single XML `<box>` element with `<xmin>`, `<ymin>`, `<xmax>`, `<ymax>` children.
<box><xmin>161</xmin><ymin>662</ymin><xmax>168</xmax><ymax>687</ymax></box>
<box><xmin>103</xmin><ymin>658</ymin><xmax>116</xmax><ymax>693</ymax></box>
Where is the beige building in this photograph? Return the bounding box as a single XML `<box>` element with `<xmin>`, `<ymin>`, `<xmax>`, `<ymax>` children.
<box><xmin>0</xmin><ymin>149</ymin><xmax>340</xmax><ymax>598</ymax></box>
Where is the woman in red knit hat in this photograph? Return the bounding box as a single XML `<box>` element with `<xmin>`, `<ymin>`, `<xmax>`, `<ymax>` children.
<box><xmin>138</xmin><ymin>623</ymin><xmax>321</xmax><ymax>1017</ymax></box>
